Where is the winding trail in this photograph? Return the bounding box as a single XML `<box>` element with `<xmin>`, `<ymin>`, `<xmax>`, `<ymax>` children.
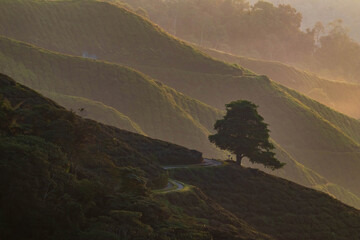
<box><xmin>158</xmin><ymin>158</ymin><xmax>223</xmax><ymax>193</ymax></box>
<box><xmin>162</xmin><ymin>158</ymin><xmax>222</xmax><ymax>170</ymax></box>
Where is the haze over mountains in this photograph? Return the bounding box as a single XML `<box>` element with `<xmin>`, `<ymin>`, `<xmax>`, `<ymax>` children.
<box><xmin>1</xmin><ymin>1</ymin><xmax>360</xmax><ymax>210</ymax></box>
<box><xmin>249</xmin><ymin>0</ymin><xmax>360</xmax><ymax>42</ymax></box>
<box><xmin>1</xmin><ymin>0</ymin><xmax>360</xmax><ymax>239</ymax></box>
<box><xmin>203</xmin><ymin>47</ymin><xmax>360</xmax><ymax>119</ymax></box>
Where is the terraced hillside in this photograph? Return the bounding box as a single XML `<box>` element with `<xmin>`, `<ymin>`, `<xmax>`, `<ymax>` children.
<box><xmin>1</xmin><ymin>0</ymin><xmax>360</xmax><ymax>207</ymax></box>
<box><xmin>43</xmin><ymin>91</ymin><xmax>146</xmax><ymax>135</ymax></box>
<box><xmin>3</xmin><ymin>74</ymin><xmax>360</xmax><ymax>240</ymax></box>
<box><xmin>3</xmin><ymin>36</ymin><xmax>360</xmax><ymax>209</ymax></box>
<box><xmin>203</xmin><ymin>48</ymin><xmax>360</xmax><ymax>119</ymax></box>
<box><xmin>0</xmin><ymin>73</ymin><xmax>275</xmax><ymax>240</ymax></box>
<box><xmin>0</xmin><ymin>36</ymin><xmax>223</xmax><ymax>158</ymax></box>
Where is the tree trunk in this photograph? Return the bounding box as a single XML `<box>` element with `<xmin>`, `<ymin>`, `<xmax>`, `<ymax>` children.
<box><xmin>236</xmin><ymin>154</ymin><xmax>243</xmax><ymax>165</ymax></box>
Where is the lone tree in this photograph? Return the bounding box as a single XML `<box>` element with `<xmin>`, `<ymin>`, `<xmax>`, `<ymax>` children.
<box><xmin>209</xmin><ymin>100</ymin><xmax>284</xmax><ymax>170</ymax></box>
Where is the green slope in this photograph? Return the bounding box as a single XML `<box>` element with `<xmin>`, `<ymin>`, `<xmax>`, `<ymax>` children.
<box><xmin>2</xmin><ymin>73</ymin><xmax>360</xmax><ymax>240</ymax></box>
<box><xmin>42</xmin><ymin>90</ymin><xmax>146</xmax><ymax>135</ymax></box>
<box><xmin>203</xmin><ymin>47</ymin><xmax>360</xmax><ymax>119</ymax></box>
<box><xmin>0</xmin><ymin>73</ymin><xmax>274</xmax><ymax>240</ymax></box>
<box><xmin>0</xmin><ymin>0</ymin><xmax>242</xmax><ymax>76</ymax></box>
<box><xmin>1</xmin><ymin>0</ymin><xmax>360</xmax><ymax>206</ymax></box>
<box><xmin>0</xmin><ymin>36</ymin><xmax>223</xmax><ymax>159</ymax></box>
<box><xmin>1</xmin><ymin>35</ymin><xmax>357</xmax><ymax>208</ymax></box>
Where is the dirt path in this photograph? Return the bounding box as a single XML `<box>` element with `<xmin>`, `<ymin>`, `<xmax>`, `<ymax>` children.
<box><xmin>158</xmin><ymin>158</ymin><xmax>223</xmax><ymax>193</ymax></box>
<box><xmin>162</xmin><ymin>158</ymin><xmax>223</xmax><ymax>170</ymax></box>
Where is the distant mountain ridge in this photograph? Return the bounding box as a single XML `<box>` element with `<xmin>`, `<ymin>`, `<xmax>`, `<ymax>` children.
<box><xmin>203</xmin><ymin>47</ymin><xmax>360</xmax><ymax>119</ymax></box>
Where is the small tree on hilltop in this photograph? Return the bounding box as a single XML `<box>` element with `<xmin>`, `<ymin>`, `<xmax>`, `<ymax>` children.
<box><xmin>209</xmin><ymin>100</ymin><xmax>284</xmax><ymax>170</ymax></box>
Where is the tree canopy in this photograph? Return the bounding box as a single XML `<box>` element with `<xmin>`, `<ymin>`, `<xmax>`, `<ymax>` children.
<box><xmin>209</xmin><ymin>100</ymin><xmax>284</xmax><ymax>170</ymax></box>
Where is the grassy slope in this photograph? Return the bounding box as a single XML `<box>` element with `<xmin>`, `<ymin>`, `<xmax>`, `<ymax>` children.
<box><xmin>2</xmin><ymin>36</ymin><xmax>358</xmax><ymax>209</ymax></box>
<box><xmin>0</xmin><ymin>36</ymin><xmax>360</xmax><ymax>209</ymax></box>
<box><xmin>203</xmin><ymin>47</ymin><xmax>360</xmax><ymax>119</ymax></box>
<box><xmin>0</xmin><ymin>73</ymin><xmax>273</xmax><ymax>240</ymax></box>
<box><xmin>4</xmin><ymin>74</ymin><xmax>358</xmax><ymax>240</ymax></box>
<box><xmin>0</xmin><ymin>0</ymin><xmax>242</xmax><ymax>76</ymax></box>
<box><xmin>171</xmin><ymin>164</ymin><xmax>360</xmax><ymax>240</ymax></box>
<box><xmin>0</xmin><ymin>73</ymin><xmax>202</xmax><ymax>184</ymax></box>
<box><xmin>42</xmin><ymin>90</ymin><xmax>146</xmax><ymax>135</ymax></box>
<box><xmin>1</xmin><ymin>0</ymin><xmax>360</xmax><ymax>204</ymax></box>
<box><xmin>0</xmin><ymin>36</ymin><xmax>223</xmax><ymax>158</ymax></box>
<box><xmin>249</xmin><ymin>143</ymin><xmax>360</xmax><ymax>209</ymax></box>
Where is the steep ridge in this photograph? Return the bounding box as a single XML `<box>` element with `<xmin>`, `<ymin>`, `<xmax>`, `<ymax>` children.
<box><xmin>0</xmin><ymin>73</ymin><xmax>274</xmax><ymax>240</ymax></box>
<box><xmin>1</xmin><ymin>0</ymin><xmax>360</xmax><ymax>204</ymax></box>
<box><xmin>0</xmin><ymin>36</ymin><xmax>223</xmax><ymax>158</ymax></box>
<box><xmin>203</xmin><ymin>48</ymin><xmax>360</xmax><ymax>119</ymax></box>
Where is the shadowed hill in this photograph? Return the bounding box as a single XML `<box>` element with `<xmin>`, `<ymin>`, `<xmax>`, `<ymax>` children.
<box><xmin>2</xmin><ymin>73</ymin><xmax>360</xmax><ymax>240</ymax></box>
<box><xmin>0</xmin><ymin>73</ymin><xmax>276</xmax><ymax>240</ymax></box>
<box><xmin>1</xmin><ymin>0</ymin><xmax>360</xmax><ymax>206</ymax></box>
<box><xmin>0</xmin><ymin>73</ymin><xmax>204</xmax><ymax>173</ymax></box>
<box><xmin>203</xmin><ymin>48</ymin><xmax>360</xmax><ymax>119</ymax></box>
<box><xmin>250</xmin><ymin>143</ymin><xmax>360</xmax><ymax>209</ymax></box>
<box><xmin>171</xmin><ymin>164</ymin><xmax>360</xmax><ymax>240</ymax></box>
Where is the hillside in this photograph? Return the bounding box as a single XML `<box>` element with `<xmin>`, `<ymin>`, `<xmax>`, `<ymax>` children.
<box><xmin>171</xmin><ymin>163</ymin><xmax>360</xmax><ymax>240</ymax></box>
<box><xmin>0</xmin><ymin>73</ymin><xmax>275</xmax><ymax>240</ymax></box>
<box><xmin>0</xmin><ymin>36</ymin><xmax>223</xmax><ymax>159</ymax></box>
<box><xmin>3</xmin><ymin>73</ymin><xmax>360</xmax><ymax>240</ymax></box>
<box><xmin>2</xmin><ymin>35</ymin><xmax>360</xmax><ymax>209</ymax></box>
<box><xmin>42</xmin><ymin>90</ymin><xmax>146</xmax><ymax>135</ymax></box>
<box><xmin>1</xmin><ymin>0</ymin><xmax>360</xmax><ymax>207</ymax></box>
<box><xmin>203</xmin><ymin>48</ymin><xmax>360</xmax><ymax>119</ymax></box>
<box><xmin>0</xmin><ymin>0</ymin><xmax>242</xmax><ymax>76</ymax></box>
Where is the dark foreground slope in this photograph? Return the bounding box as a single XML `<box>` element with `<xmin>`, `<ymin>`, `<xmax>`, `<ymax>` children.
<box><xmin>1</xmin><ymin>0</ymin><xmax>360</xmax><ymax>206</ymax></box>
<box><xmin>204</xmin><ymin>48</ymin><xmax>360</xmax><ymax>119</ymax></box>
<box><xmin>0</xmin><ymin>74</ymin><xmax>274</xmax><ymax>240</ymax></box>
<box><xmin>2</xmin><ymin>74</ymin><xmax>360</xmax><ymax>240</ymax></box>
<box><xmin>171</xmin><ymin>163</ymin><xmax>360</xmax><ymax>240</ymax></box>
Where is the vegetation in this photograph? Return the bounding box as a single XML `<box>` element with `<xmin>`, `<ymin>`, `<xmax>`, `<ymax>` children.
<box><xmin>0</xmin><ymin>36</ymin><xmax>223</xmax><ymax>158</ymax></box>
<box><xmin>1</xmin><ymin>0</ymin><xmax>360</xmax><ymax>208</ymax></box>
<box><xmin>119</xmin><ymin>0</ymin><xmax>314</xmax><ymax>63</ymax></box>
<box><xmin>171</xmin><ymin>164</ymin><xmax>360</xmax><ymax>240</ymax></box>
<box><xmin>0</xmin><ymin>73</ymin><xmax>277</xmax><ymax>240</ymax></box>
<box><xmin>1</xmin><ymin>1</ymin><xmax>360</xmax><ymax>238</ymax></box>
<box><xmin>209</xmin><ymin>100</ymin><xmax>284</xmax><ymax>169</ymax></box>
<box><xmin>255</xmin><ymin>0</ymin><xmax>360</xmax><ymax>42</ymax></box>
<box><xmin>42</xmin><ymin>91</ymin><xmax>146</xmax><ymax>135</ymax></box>
<box><xmin>3</xmin><ymin>73</ymin><xmax>360</xmax><ymax>240</ymax></box>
